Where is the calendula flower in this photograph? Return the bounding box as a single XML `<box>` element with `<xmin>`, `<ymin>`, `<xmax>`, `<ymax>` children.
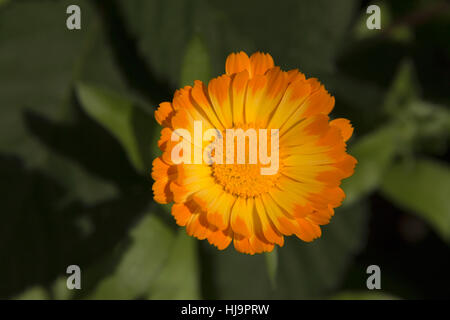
<box><xmin>152</xmin><ymin>51</ymin><xmax>356</xmax><ymax>254</ymax></box>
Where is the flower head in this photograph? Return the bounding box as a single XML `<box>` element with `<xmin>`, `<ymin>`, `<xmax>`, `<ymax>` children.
<box><xmin>152</xmin><ymin>51</ymin><xmax>356</xmax><ymax>254</ymax></box>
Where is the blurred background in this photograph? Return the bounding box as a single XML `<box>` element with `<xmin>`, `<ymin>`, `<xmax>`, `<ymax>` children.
<box><xmin>0</xmin><ymin>0</ymin><xmax>449</xmax><ymax>300</ymax></box>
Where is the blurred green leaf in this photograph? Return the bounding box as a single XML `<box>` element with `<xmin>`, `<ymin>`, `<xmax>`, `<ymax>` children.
<box><xmin>40</xmin><ymin>152</ymin><xmax>118</xmax><ymax>206</ymax></box>
<box><xmin>121</xmin><ymin>0</ymin><xmax>358</xmax><ymax>85</ymax></box>
<box><xmin>0</xmin><ymin>0</ymin><xmax>126</xmax><ymax>205</ymax></box>
<box><xmin>51</xmin><ymin>276</ymin><xmax>74</xmax><ymax>300</ymax></box>
<box><xmin>0</xmin><ymin>0</ymin><xmax>9</xmax><ymax>8</ymax></box>
<box><xmin>209</xmin><ymin>0</ymin><xmax>358</xmax><ymax>76</ymax></box>
<box><xmin>342</xmin><ymin>124</ymin><xmax>401</xmax><ymax>206</ymax></box>
<box><xmin>340</xmin><ymin>56</ymin><xmax>437</xmax><ymax>203</ymax></box>
<box><xmin>180</xmin><ymin>35</ymin><xmax>211</xmax><ymax>86</ymax></box>
<box><xmin>384</xmin><ymin>59</ymin><xmax>420</xmax><ymax>116</ymax></box>
<box><xmin>148</xmin><ymin>230</ymin><xmax>200</xmax><ymax>299</ymax></box>
<box><xmin>265</xmin><ymin>247</ymin><xmax>278</xmax><ymax>290</ymax></box>
<box><xmin>0</xmin><ymin>154</ymin><xmax>150</xmax><ymax>299</ymax></box>
<box><xmin>200</xmin><ymin>245</ymin><xmax>272</xmax><ymax>299</ymax></box>
<box><xmin>381</xmin><ymin>158</ymin><xmax>450</xmax><ymax>243</ymax></box>
<box><xmin>388</xmin><ymin>58</ymin><xmax>449</xmax><ymax>155</ymax></box>
<box><xmin>87</xmin><ymin>213</ymin><xmax>174</xmax><ymax>299</ymax></box>
<box><xmin>0</xmin><ymin>0</ymin><xmax>123</xmax><ymax>163</ymax></box>
<box><xmin>402</xmin><ymin>100</ymin><xmax>450</xmax><ymax>155</ymax></box>
<box><xmin>381</xmin><ymin>58</ymin><xmax>449</xmax><ymax>155</ymax></box>
<box><xmin>76</xmin><ymin>83</ymin><xmax>155</xmax><ymax>174</ymax></box>
<box><xmin>13</xmin><ymin>286</ymin><xmax>50</xmax><ymax>300</ymax></box>
<box><xmin>332</xmin><ymin>290</ymin><xmax>399</xmax><ymax>300</ymax></box>
<box><xmin>408</xmin><ymin>101</ymin><xmax>450</xmax><ymax>135</ymax></box>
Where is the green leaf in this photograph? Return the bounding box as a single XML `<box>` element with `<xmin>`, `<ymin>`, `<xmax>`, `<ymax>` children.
<box><xmin>265</xmin><ymin>248</ymin><xmax>278</xmax><ymax>290</ymax></box>
<box><xmin>0</xmin><ymin>0</ymin><xmax>9</xmax><ymax>8</ymax></box>
<box><xmin>51</xmin><ymin>277</ymin><xmax>74</xmax><ymax>300</ymax></box>
<box><xmin>0</xmin><ymin>154</ymin><xmax>145</xmax><ymax>298</ymax></box>
<box><xmin>383</xmin><ymin>59</ymin><xmax>420</xmax><ymax>116</ymax></box>
<box><xmin>0</xmin><ymin>0</ymin><xmax>126</xmax><ymax>205</ymax></box>
<box><xmin>402</xmin><ymin>100</ymin><xmax>450</xmax><ymax>155</ymax></box>
<box><xmin>382</xmin><ymin>59</ymin><xmax>449</xmax><ymax>155</ymax></box>
<box><xmin>148</xmin><ymin>230</ymin><xmax>200</xmax><ymax>299</ymax></box>
<box><xmin>87</xmin><ymin>213</ymin><xmax>175</xmax><ymax>299</ymax></box>
<box><xmin>332</xmin><ymin>290</ymin><xmax>399</xmax><ymax>300</ymax></box>
<box><xmin>0</xmin><ymin>0</ymin><xmax>123</xmax><ymax>162</ymax></box>
<box><xmin>180</xmin><ymin>35</ymin><xmax>211</xmax><ymax>86</ymax></box>
<box><xmin>342</xmin><ymin>124</ymin><xmax>400</xmax><ymax>206</ymax></box>
<box><xmin>340</xmin><ymin>58</ymin><xmax>447</xmax><ymax>209</ymax></box>
<box><xmin>200</xmin><ymin>245</ymin><xmax>272</xmax><ymax>299</ymax></box>
<box><xmin>121</xmin><ymin>0</ymin><xmax>358</xmax><ymax>85</ymax></box>
<box><xmin>76</xmin><ymin>83</ymin><xmax>155</xmax><ymax>173</ymax></box>
<box><xmin>39</xmin><ymin>152</ymin><xmax>118</xmax><ymax>206</ymax></box>
<box><xmin>381</xmin><ymin>158</ymin><xmax>450</xmax><ymax>243</ymax></box>
<box><xmin>339</xmin><ymin>59</ymin><xmax>422</xmax><ymax>203</ymax></box>
<box><xmin>13</xmin><ymin>286</ymin><xmax>50</xmax><ymax>300</ymax></box>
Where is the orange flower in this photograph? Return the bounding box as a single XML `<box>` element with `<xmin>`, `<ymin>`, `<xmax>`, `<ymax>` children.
<box><xmin>152</xmin><ymin>51</ymin><xmax>356</xmax><ymax>254</ymax></box>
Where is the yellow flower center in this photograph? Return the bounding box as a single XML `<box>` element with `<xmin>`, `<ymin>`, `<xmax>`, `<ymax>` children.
<box><xmin>211</xmin><ymin>125</ymin><xmax>281</xmax><ymax>198</ymax></box>
<box><xmin>212</xmin><ymin>162</ymin><xmax>280</xmax><ymax>198</ymax></box>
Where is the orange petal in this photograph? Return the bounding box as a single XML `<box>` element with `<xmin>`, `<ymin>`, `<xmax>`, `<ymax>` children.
<box><xmin>258</xmin><ymin>67</ymin><xmax>289</xmax><ymax>126</ymax></box>
<box><xmin>261</xmin><ymin>193</ymin><xmax>300</xmax><ymax>236</ymax></box>
<box><xmin>254</xmin><ymin>197</ymin><xmax>284</xmax><ymax>246</ymax></box>
<box><xmin>233</xmin><ymin>234</ymin><xmax>254</xmax><ymax>255</ymax></box>
<box><xmin>155</xmin><ymin>102</ymin><xmax>174</xmax><ymax>126</ymax></box>
<box><xmin>286</xmin><ymin>69</ymin><xmax>306</xmax><ymax>83</ymax></box>
<box><xmin>295</xmin><ymin>218</ymin><xmax>322</xmax><ymax>242</ymax></box>
<box><xmin>157</xmin><ymin>127</ymin><xmax>173</xmax><ymax>151</ymax></box>
<box><xmin>280</xmin><ymin>113</ymin><xmax>329</xmax><ymax>146</ymax></box>
<box><xmin>186</xmin><ymin>212</ymin><xmax>210</xmax><ymax>240</ymax></box>
<box><xmin>244</xmin><ymin>74</ymin><xmax>267</xmax><ymax>124</ymax></box>
<box><xmin>172</xmin><ymin>202</ymin><xmax>193</xmax><ymax>226</ymax></box>
<box><xmin>208</xmin><ymin>75</ymin><xmax>233</xmax><ymax>128</ymax></box>
<box><xmin>230</xmin><ymin>197</ymin><xmax>252</xmax><ymax>237</ymax></box>
<box><xmin>225</xmin><ymin>51</ymin><xmax>251</xmax><ymax>75</ymax></box>
<box><xmin>281</xmin><ymin>88</ymin><xmax>334</xmax><ymax>132</ymax></box>
<box><xmin>206</xmin><ymin>191</ymin><xmax>236</xmax><ymax>230</ymax></box>
<box><xmin>230</xmin><ymin>70</ymin><xmax>249</xmax><ymax>125</ymax></box>
<box><xmin>152</xmin><ymin>177</ymin><xmax>173</xmax><ymax>204</ymax></box>
<box><xmin>151</xmin><ymin>157</ymin><xmax>175</xmax><ymax>181</ymax></box>
<box><xmin>269</xmin><ymin>187</ymin><xmax>312</xmax><ymax>219</ymax></box>
<box><xmin>249</xmin><ymin>235</ymin><xmax>275</xmax><ymax>254</ymax></box>
<box><xmin>249</xmin><ymin>52</ymin><xmax>274</xmax><ymax>77</ymax></box>
<box><xmin>172</xmin><ymin>86</ymin><xmax>193</xmax><ymax>111</ymax></box>
<box><xmin>207</xmin><ymin>227</ymin><xmax>233</xmax><ymax>250</ymax></box>
<box><xmin>267</xmin><ymin>79</ymin><xmax>311</xmax><ymax>130</ymax></box>
<box><xmin>335</xmin><ymin>154</ymin><xmax>358</xmax><ymax>178</ymax></box>
<box><xmin>330</xmin><ymin>118</ymin><xmax>354</xmax><ymax>142</ymax></box>
<box><xmin>306</xmin><ymin>206</ymin><xmax>334</xmax><ymax>225</ymax></box>
<box><xmin>191</xmin><ymin>80</ymin><xmax>225</xmax><ymax>130</ymax></box>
